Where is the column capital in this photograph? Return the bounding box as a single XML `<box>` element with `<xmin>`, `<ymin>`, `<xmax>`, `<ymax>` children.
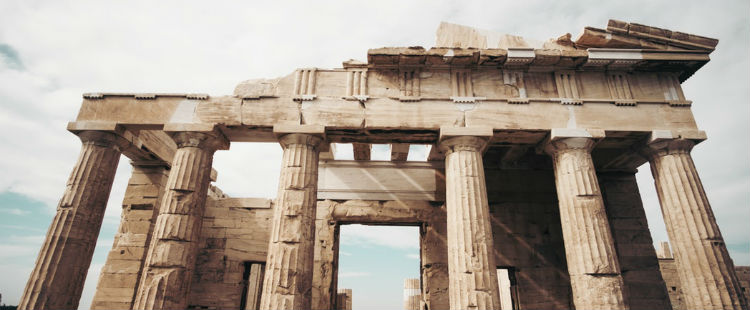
<box><xmin>641</xmin><ymin>138</ymin><xmax>695</xmax><ymax>159</ymax></box>
<box><xmin>68</xmin><ymin>121</ymin><xmax>130</xmax><ymax>151</ymax></box>
<box><xmin>273</xmin><ymin>124</ymin><xmax>326</xmax><ymax>149</ymax></box>
<box><xmin>76</xmin><ymin>130</ymin><xmax>130</xmax><ymax>151</ymax></box>
<box><xmin>164</xmin><ymin>124</ymin><xmax>230</xmax><ymax>151</ymax></box>
<box><xmin>639</xmin><ymin>130</ymin><xmax>705</xmax><ymax>160</ymax></box>
<box><xmin>278</xmin><ymin>133</ymin><xmax>324</xmax><ymax>149</ymax></box>
<box><xmin>543</xmin><ymin>128</ymin><xmax>604</xmax><ymax>155</ymax></box>
<box><xmin>438</xmin><ymin>126</ymin><xmax>492</xmax><ymax>153</ymax></box>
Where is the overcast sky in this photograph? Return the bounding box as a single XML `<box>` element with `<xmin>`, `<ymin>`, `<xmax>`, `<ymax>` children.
<box><xmin>0</xmin><ymin>0</ymin><xmax>747</xmax><ymax>309</ymax></box>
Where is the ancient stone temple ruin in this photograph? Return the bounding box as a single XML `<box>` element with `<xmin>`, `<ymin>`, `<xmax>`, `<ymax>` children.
<box><xmin>18</xmin><ymin>19</ymin><xmax>749</xmax><ymax>310</ymax></box>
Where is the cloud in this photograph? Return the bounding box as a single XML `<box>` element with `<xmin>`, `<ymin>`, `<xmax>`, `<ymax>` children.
<box><xmin>406</xmin><ymin>254</ymin><xmax>420</xmax><ymax>260</ymax></box>
<box><xmin>78</xmin><ymin>263</ymin><xmax>104</xmax><ymax>310</ymax></box>
<box><xmin>0</xmin><ymin>235</ymin><xmax>46</xmax><ymax>258</ymax></box>
<box><xmin>0</xmin><ymin>43</ymin><xmax>23</xmax><ymax>70</ymax></box>
<box><xmin>0</xmin><ymin>208</ymin><xmax>30</xmax><ymax>216</ymax></box>
<box><xmin>0</xmin><ymin>224</ymin><xmax>45</xmax><ymax>233</ymax></box>
<box><xmin>0</xmin><ymin>263</ymin><xmax>33</xmax><ymax>306</ymax></box>
<box><xmin>340</xmin><ymin>224</ymin><xmax>419</xmax><ymax>250</ymax></box>
<box><xmin>0</xmin><ymin>244</ymin><xmax>39</xmax><ymax>258</ymax></box>
<box><xmin>338</xmin><ymin>271</ymin><xmax>372</xmax><ymax>278</ymax></box>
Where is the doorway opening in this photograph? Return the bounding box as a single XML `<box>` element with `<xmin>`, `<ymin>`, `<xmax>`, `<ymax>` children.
<box><xmin>497</xmin><ymin>267</ymin><xmax>520</xmax><ymax>310</ymax></box>
<box><xmin>337</xmin><ymin>224</ymin><xmax>421</xmax><ymax>310</ymax></box>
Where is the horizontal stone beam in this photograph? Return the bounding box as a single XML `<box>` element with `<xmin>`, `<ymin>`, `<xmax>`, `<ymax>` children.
<box><xmin>67</xmin><ymin>121</ymin><xmax>219</xmax><ymax>177</ymax></box>
<box><xmin>322</xmin><ymin>199</ymin><xmax>444</xmax><ymax>224</ymax></box>
<box><xmin>366</xmin><ymin>46</ymin><xmax>709</xmax><ymax>73</ymax></box>
<box><xmin>74</xmin><ymin>96</ymin><xmax>698</xmax><ymax>142</ymax></box>
<box><xmin>318</xmin><ymin>160</ymin><xmax>445</xmax><ymax>201</ymax></box>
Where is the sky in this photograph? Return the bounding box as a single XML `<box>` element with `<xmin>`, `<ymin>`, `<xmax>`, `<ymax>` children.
<box><xmin>0</xmin><ymin>0</ymin><xmax>747</xmax><ymax>309</ymax></box>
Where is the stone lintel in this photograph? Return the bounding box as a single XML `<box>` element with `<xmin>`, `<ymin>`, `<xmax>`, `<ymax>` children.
<box><xmin>163</xmin><ymin>122</ymin><xmax>217</xmax><ymax>133</ymax></box>
<box><xmin>648</xmin><ymin>129</ymin><xmax>707</xmax><ymax>144</ymax></box>
<box><xmin>67</xmin><ymin>121</ymin><xmax>124</xmax><ymax>134</ymax></box>
<box><xmin>130</xmin><ymin>159</ymin><xmax>170</xmax><ymax>168</ymax></box>
<box><xmin>550</xmin><ymin>128</ymin><xmax>606</xmax><ymax>141</ymax></box>
<box><xmin>273</xmin><ymin>124</ymin><xmax>325</xmax><ymax>137</ymax></box>
<box><xmin>439</xmin><ymin>126</ymin><xmax>493</xmax><ymax>141</ymax></box>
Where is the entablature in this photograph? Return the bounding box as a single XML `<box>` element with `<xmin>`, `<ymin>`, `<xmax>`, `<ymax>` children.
<box><xmin>70</xmin><ymin>19</ymin><xmax>716</xmax><ymax>173</ymax></box>
<box><xmin>366</xmin><ymin>46</ymin><xmax>709</xmax><ymax>82</ymax></box>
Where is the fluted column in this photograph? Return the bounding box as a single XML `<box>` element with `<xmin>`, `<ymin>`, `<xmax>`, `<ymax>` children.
<box><xmin>643</xmin><ymin>137</ymin><xmax>746</xmax><ymax>310</ymax></box>
<box><xmin>545</xmin><ymin>134</ymin><xmax>629</xmax><ymax>310</ymax></box>
<box><xmin>19</xmin><ymin>131</ymin><xmax>126</xmax><ymax>310</ymax></box>
<box><xmin>260</xmin><ymin>132</ymin><xmax>323</xmax><ymax>310</ymax></box>
<box><xmin>133</xmin><ymin>130</ymin><xmax>228</xmax><ymax>310</ymax></box>
<box><xmin>439</xmin><ymin>128</ymin><xmax>501</xmax><ymax>310</ymax></box>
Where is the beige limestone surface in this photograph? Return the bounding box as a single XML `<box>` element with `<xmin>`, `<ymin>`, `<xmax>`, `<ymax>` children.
<box><xmin>21</xmin><ymin>19</ymin><xmax>747</xmax><ymax>310</ymax></box>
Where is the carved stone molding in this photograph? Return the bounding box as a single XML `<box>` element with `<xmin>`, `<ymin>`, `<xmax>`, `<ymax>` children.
<box><xmin>399</xmin><ymin>69</ymin><xmax>421</xmax><ymax>101</ymax></box>
<box><xmin>555</xmin><ymin>71</ymin><xmax>582</xmax><ymax>105</ymax></box>
<box><xmin>293</xmin><ymin>68</ymin><xmax>317</xmax><ymax>101</ymax></box>
<box><xmin>344</xmin><ymin>69</ymin><xmax>368</xmax><ymax>101</ymax></box>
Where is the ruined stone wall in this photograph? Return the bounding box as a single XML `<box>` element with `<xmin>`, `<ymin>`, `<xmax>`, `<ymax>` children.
<box><xmin>91</xmin><ymin>165</ymin><xmax>169</xmax><ymax>310</ymax></box>
<box><xmin>736</xmin><ymin>266</ymin><xmax>750</xmax><ymax>305</ymax></box>
<box><xmin>484</xmin><ymin>156</ymin><xmax>674</xmax><ymax>310</ymax></box>
<box><xmin>312</xmin><ymin>201</ymin><xmax>340</xmax><ymax>310</ymax></box>
<box><xmin>187</xmin><ymin>197</ymin><xmax>273</xmax><ymax>309</ymax></box>
<box><xmin>94</xmin><ymin>162</ymin><xmax>689</xmax><ymax>310</ymax></box>
<box><xmin>658</xmin><ymin>258</ymin><xmax>686</xmax><ymax>310</ymax></box>
<box><xmin>659</xmin><ymin>258</ymin><xmax>750</xmax><ymax>310</ymax></box>
<box><xmin>484</xmin><ymin>160</ymin><xmax>574</xmax><ymax>310</ymax></box>
<box><xmin>313</xmin><ymin>199</ymin><xmax>448</xmax><ymax>310</ymax></box>
<box><xmin>420</xmin><ymin>209</ymin><xmax>449</xmax><ymax>310</ymax></box>
<box><xmin>598</xmin><ymin>172</ymin><xmax>672</xmax><ymax>310</ymax></box>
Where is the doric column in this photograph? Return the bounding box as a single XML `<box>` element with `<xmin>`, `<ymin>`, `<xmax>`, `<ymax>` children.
<box><xmin>544</xmin><ymin>129</ymin><xmax>629</xmax><ymax>310</ymax></box>
<box><xmin>642</xmin><ymin>133</ymin><xmax>746</xmax><ymax>310</ymax></box>
<box><xmin>438</xmin><ymin>127</ymin><xmax>501</xmax><ymax>310</ymax></box>
<box><xmin>260</xmin><ymin>125</ymin><xmax>324</xmax><ymax>310</ymax></box>
<box><xmin>19</xmin><ymin>131</ymin><xmax>127</xmax><ymax>310</ymax></box>
<box><xmin>133</xmin><ymin>128</ymin><xmax>228</xmax><ymax>310</ymax></box>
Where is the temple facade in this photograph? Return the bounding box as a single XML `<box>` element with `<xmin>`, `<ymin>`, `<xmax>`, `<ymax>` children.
<box><xmin>18</xmin><ymin>20</ymin><xmax>748</xmax><ymax>310</ymax></box>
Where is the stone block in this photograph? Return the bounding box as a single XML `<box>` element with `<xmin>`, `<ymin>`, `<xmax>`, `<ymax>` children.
<box><xmin>102</xmin><ymin>259</ymin><xmax>143</xmax><ymax>274</ymax></box>
<box><xmin>122</xmin><ymin>209</ymin><xmax>157</xmax><ymax>221</ymax></box>
<box><xmin>205</xmin><ymin>238</ymin><xmax>226</xmax><ymax>249</ymax></box>
<box><xmin>91</xmin><ymin>301</ymin><xmax>133</xmax><ymax>310</ymax></box>
<box><xmin>107</xmin><ymin>246</ymin><xmax>146</xmax><ymax>261</ymax></box>
<box><xmin>96</xmin><ymin>272</ymin><xmax>139</xmax><ymax>288</ymax></box>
